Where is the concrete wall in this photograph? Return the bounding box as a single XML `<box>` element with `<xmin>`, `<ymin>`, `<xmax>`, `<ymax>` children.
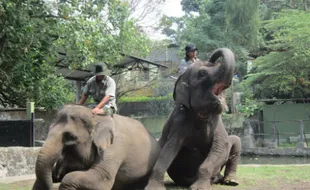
<box><xmin>0</xmin><ymin>147</ymin><xmax>40</xmax><ymax>178</ymax></box>
<box><xmin>1</xmin><ymin>146</ymin><xmax>310</xmax><ymax>179</ymax></box>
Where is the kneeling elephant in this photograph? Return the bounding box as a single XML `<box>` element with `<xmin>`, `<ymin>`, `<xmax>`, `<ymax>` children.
<box><xmin>32</xmin><ymin>104</ymin><xmax>161</xmax><ymax>190</ymax></box>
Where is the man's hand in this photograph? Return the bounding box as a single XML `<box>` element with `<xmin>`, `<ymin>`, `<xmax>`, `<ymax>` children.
<box><xmin>92</xmin><ymin>107</ymin><xmax>104</xmax><ymax>115</ymax></box>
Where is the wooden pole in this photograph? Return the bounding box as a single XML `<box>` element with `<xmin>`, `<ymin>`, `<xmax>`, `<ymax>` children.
<box><xmin>76</xmin><ymin>81</ymin><xmax>81</xmax><ymax>103</ymax></box>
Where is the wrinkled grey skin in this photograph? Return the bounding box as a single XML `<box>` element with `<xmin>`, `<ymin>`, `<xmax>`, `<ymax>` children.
<box><xmin>167</xmin><ymin>135</ymin><xmax>241</xmax><ymax>187</ymax></box>
<box><xmin>145</xmin><ymin>48</ymin><xmax>241</xmax><ymax>190</ymax></box>
<box><xmin>32</xmin><ymin>105</ymin><xmax>160</xmax><ymax>190</ymax></box>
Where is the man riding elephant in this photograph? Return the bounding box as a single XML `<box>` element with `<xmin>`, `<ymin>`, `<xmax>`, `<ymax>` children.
<box><xmin>78</xmin><ymin>63</ymin><xmax>117</xmax><ymax>115</ymax></box>
<box><xmin>32</xmin><ymin>105</ymin><xmax>161</xmax><ymax>190</ymax></box>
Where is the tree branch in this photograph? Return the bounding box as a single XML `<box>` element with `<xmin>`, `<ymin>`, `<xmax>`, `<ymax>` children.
<box><xmin>31</xmin><ymin>14</ymin><xmax>69</xmax><ymax>20</ymax></box>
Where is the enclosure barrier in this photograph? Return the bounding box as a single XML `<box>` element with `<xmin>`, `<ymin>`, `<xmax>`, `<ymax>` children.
<box><xmin>0</xmin><ymin>102</ymin><xmax>41</xmax><ymax>147</ymax></box>
<box><xmin>248</xmin><ymin>119</ymin><xmax>310</xmax><ymax>148</ymax></box>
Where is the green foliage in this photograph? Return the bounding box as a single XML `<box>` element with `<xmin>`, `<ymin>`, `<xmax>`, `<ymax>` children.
<box><xmin>233</xmin><ymin>83</ymin><xmax>264</xmax><ymax>117</ymax></box>
<box><xmin>0</xmin><ymin>0</ymin><xmax>71</xmax><ymax>107</ymax></box>
<box><xmin>226</xmin><ymin>0</ymin><xmax>260</xmax><ymax>48</ymax></box>
<box><xmin>181</xmin><ymin>0</ymin><xmax>209</xmax><ymax>13</ymax></box>
<box><xmin>162</xmin><ymin>0</ymin><xmax>260</xmax><ymax>80</ymax></box>
<box><xmin>0</xmin><ymin>0</ymin><xmax>151</xmax><ymax>108</ymax></box>
<box><xmin>119</xmin><ymin>95</ymin><xmax>172</xmax><ymax>103</ymax></box>
<box><xmin>53</xmin><ymin>0</ymin><xmax>150</xmax><ymax>68</ymax></box>
<box><xmin>244</xmin><ymin>10</ymin><xmax>310</xmax><ymax>99</ymax></box>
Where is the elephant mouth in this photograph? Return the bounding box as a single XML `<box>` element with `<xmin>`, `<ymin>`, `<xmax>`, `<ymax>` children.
<box><xmin>212</xmin><ymin>82</ymin><xmax>227</xmax><ymax>96</ymax></box>
<box><xmin>197</xmin><ymin>112</ymin><xmax>209</xmax><ymax>120</ymax></box>
<box><xmin>196</xmin><ymin>83</ymin><xmax>227</xmax><ymax>120</ymax></box>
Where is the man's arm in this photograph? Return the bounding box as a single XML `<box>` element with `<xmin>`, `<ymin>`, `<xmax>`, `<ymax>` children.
<box><xmin>78</xmin><ymin>81</ymin><xmax>91</xmax><ymax>105</ymax></box>
<box><xmin>91</xmin><ymin>95</ymin><xmax>110</xmax><ymax>115</ymax></box>
<box><xmin>77</xmin><ymin>94</ymin><xmax>88</xmax><ymax>105</ymax></box>
<box><xmin>96</xmin><ymin>95</ymin><xmax>110</xmax><ymax>109</ymax></box>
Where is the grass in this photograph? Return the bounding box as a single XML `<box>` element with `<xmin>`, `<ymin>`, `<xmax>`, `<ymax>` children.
<box><xmin>0</xmin><ymin>183</ymin><xmax>30</xmax><ymax>190</ymax></box>
<box><xmin>278</xmin><ymin>142</ymin><xmax>298</xmax><ymax>148</ymax></box>
<box><xmin>1</xmin><ymin>165</ymin><xmax>310</xmax><ymax>190</ymax></box>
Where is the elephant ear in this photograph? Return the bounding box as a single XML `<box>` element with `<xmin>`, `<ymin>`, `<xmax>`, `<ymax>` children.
<box><xmin>173</xmin><ymin>74</ymin><xmax>190</xmax><ymax>109</ymax></box>
<box><xmin>92</xmin><ymin>116</ymin><xmax>115</xmax><ymax>155</ymax></box>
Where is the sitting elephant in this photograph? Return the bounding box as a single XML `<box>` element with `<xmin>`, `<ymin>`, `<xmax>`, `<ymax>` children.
<box><xmin>145</xmin><ymin>48</ymin><xmax>241</xmax><ymax>190</ymax></box>
<box><xmin>167</xmin><ymin>135</ymin><xmax>241</xmax><ymax>187</ymax></box>
<box><xmin>32</xmin><ymin>104</ymin><xmax>161</xmax><ymax>190</ymax></box>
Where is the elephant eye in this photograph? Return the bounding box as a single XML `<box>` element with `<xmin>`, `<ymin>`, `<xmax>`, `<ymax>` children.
<box><xmin>198</xmin><ymin>70</ymin><xmax>207</xmax><ymax>78</ymax></box>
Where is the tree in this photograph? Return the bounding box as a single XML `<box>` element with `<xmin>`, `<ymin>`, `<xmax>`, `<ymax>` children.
<box><xmin>0</xmin><ymin>0</ymin><xmax>151</xmax><ymax>108</ymax></box>
<box><xmin>244</xmin><ymin>10</ymin><xmax>310</xmax><ymax>99</ymax></box>
<box><xmin>162</xmin><ymin>0</ymin><xmax>260</xmax><ymax>79</ymax></box>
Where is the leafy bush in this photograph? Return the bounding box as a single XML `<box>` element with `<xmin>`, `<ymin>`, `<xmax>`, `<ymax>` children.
<box><xmin>119</xmin><ymin>95</ymin><xmax>172</xmax><ymax>103</ymax></box>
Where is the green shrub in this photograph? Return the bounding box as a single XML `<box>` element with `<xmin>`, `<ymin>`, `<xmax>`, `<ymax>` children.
<box><xmin>119</xmin><ymin>95</ymin><xmax>172</xmax><ymax>103</ymax></box>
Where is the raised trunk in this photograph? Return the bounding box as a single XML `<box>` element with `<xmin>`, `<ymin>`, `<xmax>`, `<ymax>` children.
<box><xmin>32</xmin><ymin>131</ymin><xmax>63</xmax><ymax>190</ymax></box>
<box><xmin>208</xmin><ymin>48</ymin><xmax>235</xmax><ymax>92</ymax></box>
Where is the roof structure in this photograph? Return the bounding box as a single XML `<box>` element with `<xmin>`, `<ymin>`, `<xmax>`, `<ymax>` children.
<box><xmin>55</xmin><ymin>54</ymin><xmax>168</xmax><ymax>81</ymax></box>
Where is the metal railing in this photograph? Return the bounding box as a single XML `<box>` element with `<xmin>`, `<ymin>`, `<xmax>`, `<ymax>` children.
<box><xmin>248</xmin><ymin>119</ymin><xmax>310</xmax><ymax>147</ymax></box>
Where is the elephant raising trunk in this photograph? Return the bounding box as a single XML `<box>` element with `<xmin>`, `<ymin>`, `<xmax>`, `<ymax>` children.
<box><xmin>145</xmin><ymin>48</ymin><xmax>241</xmax><ymax>190</ymax></box>
<box><xmin>209</xmin><ymin>48</ymin><xmax>235</xmax><ymax>96</ymax></box>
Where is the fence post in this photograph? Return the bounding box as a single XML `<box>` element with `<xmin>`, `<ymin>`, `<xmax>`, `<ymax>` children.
<box><xmin>272</xmin><ymin>121</ymin><xmax>276</xmax><ymax>143</ymax></box>
<box><xmin>26</xmin><ymin>101</ymin><xmax>35</xmax><ymax>147</ymax></box>
<box><xmin>299</xmin><ymin>120</ymin><xmax>304</xmax><ymax>143</ymax></box>
<box><xmin>297</xmin><ymin>120</ymin><xmax>305</xmax><ymax>149</ymax></box>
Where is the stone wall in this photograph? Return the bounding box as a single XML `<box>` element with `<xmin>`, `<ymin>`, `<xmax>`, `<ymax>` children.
<box><xmin>0</xmin><ymin>147</ymin><xmax>40</xmax><ymax>178</ymax></box>
<box><xmin>1</xmin><ymin>146</ymin><xmax>310</xmax><ymax>179</ymax></box>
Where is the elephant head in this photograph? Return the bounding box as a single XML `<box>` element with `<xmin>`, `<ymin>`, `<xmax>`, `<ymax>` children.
<box><xmin>32</xmin><ymin>105</ymin><xmax>114</xmax><ymax>190</ymax></box>
<box><xmin>173</xmin><ymin>48</ymin><xmax>235</xmax><ymax>117</ymax></box>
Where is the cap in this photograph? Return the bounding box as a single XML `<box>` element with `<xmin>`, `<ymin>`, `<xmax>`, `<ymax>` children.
<box><xmin>185</xmin><ymin>44</ymin><xmax>198</xmax><ymax>52</ymax></box>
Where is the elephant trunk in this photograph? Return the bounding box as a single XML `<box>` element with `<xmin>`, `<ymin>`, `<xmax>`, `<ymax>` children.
<box><xmin>209</xmin><ymin>48</ymin><xmax>235</xmax><ymax>94</ymax></box>
<box><xmin>32</xmin><ymin>131</ymin><xmax>63</xmax><ymax>190</ymax></box>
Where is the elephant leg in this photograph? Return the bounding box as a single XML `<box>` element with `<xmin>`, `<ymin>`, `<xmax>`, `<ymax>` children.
<box><xmin>222</xmin><ymin>135</ymin><xmax>241</xmax><ymax>186</ymax></box>
<box><xmin>145</xmin><ymin>132</ymin><xmax>185</xmax><ymax>190</ymax></box>
<box><xmin>167</xmin><ymin>147</ymin><xmax>204</xmax><ymax>187</ymax></box>
<box><xmin>59</xmin><ymin>170</ymin><xmax>109</xmax><ymax>190</ymax></box>
<box><xmin>190</xmin><ymin>134</ymin><xmax>229</xmax><ymax>190</ymax></box>
<box><xmin>59</xmin><ymin>148</ymin><xmax>122</xmax><ymax>190</ymax></box>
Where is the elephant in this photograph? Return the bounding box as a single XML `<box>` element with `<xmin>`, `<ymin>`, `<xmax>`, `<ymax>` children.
<box><xmin>145</xmin><ymin>48</ymin><xmax>241</xmax><ymax>190</ymax></box>
<box><xmin>32</xmin><ymin>104</ymin><xmax>161</xmax><ymax>190</ymax></box>
<box><xmin>167</xmin><ymin>135</ymin><xmax>241</xmax><ymax>187</ymax></box>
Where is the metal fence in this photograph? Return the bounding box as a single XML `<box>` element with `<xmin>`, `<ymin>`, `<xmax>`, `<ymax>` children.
<box><xmin>0</xmin><ymin>120</ymin><xmax>34</xmax><ymax>146</ymax></box>
<box><xmin>248</xmin><ymin>119</ymin><xmax>310</xmax><ymax>147</ymax></box>
<box><xmin>0</xmin><ymin>102</ymin><xmax>35</xmax><ymax>147</ymax></box>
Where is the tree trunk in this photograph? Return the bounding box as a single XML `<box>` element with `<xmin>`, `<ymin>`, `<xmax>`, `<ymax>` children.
<box><xmin>303</xmin><ymin>0</ymin><xmax>308</xmax><ymax>11</ymax></box>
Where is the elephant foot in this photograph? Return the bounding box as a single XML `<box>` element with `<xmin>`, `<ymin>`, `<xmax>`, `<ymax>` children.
<box><xmin>221</xmin><ymin>172</ymin><xmax>239</xmax><ymax>186</ymax></box>
<box><xmin>222</xmin><ymin>177</ymin><xmax>239</xmax><ymax>186</ymax></box>
<box><xmin>212</xmin><ymin>173</ymin><xmax>224</xmax><ymax>184</ymax></box>
<box><xmin>144</xmin><ymin>180</ymin><xmax>166</xmax><ymax>190</ymax></box>
<box><xmin>190</xmin><ymin>179</ymin><xmax>212</xmax><ymax>190</ymax></box>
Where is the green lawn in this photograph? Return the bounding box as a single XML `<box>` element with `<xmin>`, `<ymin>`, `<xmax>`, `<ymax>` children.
<box><xmin>1</xmin><ymin>165</ymin><xmax>310</xmax><ymax>190</ymax></box>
